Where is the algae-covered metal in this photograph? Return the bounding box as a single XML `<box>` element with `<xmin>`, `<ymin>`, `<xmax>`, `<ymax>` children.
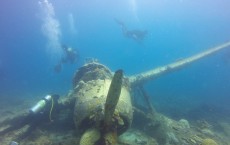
<box><xmin>72</xmin><ymin>63</ymin><xmax>133</xmax><ymax>137</ymax></box>
<box><xmin>71</xmin><ymin>41</ymin><xmax>230</xmax><ymax>144</ymax></box>
<box><xmin>129</xmin><ymin>41</ymin><xmax>230</xmax><ymax>86</ymax></box>
<box><xmin>104</xmin><ymin>69</ymin><xmax>123</xmax><ymax>126</ymax></box>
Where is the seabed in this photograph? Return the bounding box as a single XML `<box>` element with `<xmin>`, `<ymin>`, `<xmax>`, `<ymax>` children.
<box><xmin>0</xmin><ymin>93</ymin><xmax>229</xmax><ymax>145</ymax></box>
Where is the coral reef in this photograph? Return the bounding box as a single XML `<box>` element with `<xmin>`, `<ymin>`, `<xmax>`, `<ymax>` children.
<box><xmin>201</xmin><ymin>138</ymin><xmax>218</xmax><ymax>145</ymax></box>
<box><xmin>178</xmin><ymin>119</ymin><xmax>190</xmax><ymax>129</ymax></box>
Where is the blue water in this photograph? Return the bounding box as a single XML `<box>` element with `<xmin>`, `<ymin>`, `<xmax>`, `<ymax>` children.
<box><xmin>0</xmin><ymin>0</ymin><xmax>230</xmax><ymax>121</ymax></box>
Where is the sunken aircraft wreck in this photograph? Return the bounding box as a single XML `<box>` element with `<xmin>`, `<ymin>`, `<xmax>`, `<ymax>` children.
<box><xmin>0</xmin><ymin>41</ymin><xmax>230</xmax><ymax>145</ymax></box>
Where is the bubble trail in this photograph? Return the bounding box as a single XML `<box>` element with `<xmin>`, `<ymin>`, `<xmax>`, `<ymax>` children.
<box><xmin>38</xmin><ymin>0</ymin><xmax>62</xmax><ymax>61</ymax></box>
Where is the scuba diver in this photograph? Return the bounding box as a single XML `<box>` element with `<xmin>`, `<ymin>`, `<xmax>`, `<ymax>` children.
<box><xmin>0</xmin><ymin>94</ymin><xmax>60</xmax><ymax>145</ymax></box>
<box><xmin>114</xmin><ymin>18</ymin><xmax>148</xmax><ymax>42</ymax></box>
<box><xmin>54</xmin><ymin>45</ymin><xmax>79</xmax><ymax>73</ymax></box>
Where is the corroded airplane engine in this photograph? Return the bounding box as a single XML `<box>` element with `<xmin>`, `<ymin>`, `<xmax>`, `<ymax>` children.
<box><xmin>72</xmin><ymin>62</ymin><xmax>133</xmax><ymax>136</ymax></box>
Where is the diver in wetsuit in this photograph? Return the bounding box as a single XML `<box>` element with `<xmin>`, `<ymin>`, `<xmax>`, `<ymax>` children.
<box><xmin>54</xmin><ymin>45</ymin><xmax>79</xmax><ymax>73</ymax></box>
<box><xmin>0</xmin><ymin>94</ymin><xmax>60</xmax><ymax>145</ymax></box>
<box><xmin>114</xmin><ymin>18</ymin><xmax>148</xmax><ymax>42</ymax></box>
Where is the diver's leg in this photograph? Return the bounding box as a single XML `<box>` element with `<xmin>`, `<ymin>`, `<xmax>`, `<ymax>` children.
<box><xmin>11</xmin><ymin>114</ymin><xmax>44</xmax><ymax>143</ymax></box>
<box><xmin>0</xmin><ymin>113</ymin><xmax>31</xmax><ymax>136</ymax></box>
<box><xmin>14</xmin><ymin>123</ymin><xmax>37</xmax><ymax>143</ymax></box>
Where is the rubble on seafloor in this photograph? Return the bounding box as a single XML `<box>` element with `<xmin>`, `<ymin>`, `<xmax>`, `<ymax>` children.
<box><xmin>0</xmin><ymin>99</ymin><xmax>229</xmax><ymax>145</ymax></box>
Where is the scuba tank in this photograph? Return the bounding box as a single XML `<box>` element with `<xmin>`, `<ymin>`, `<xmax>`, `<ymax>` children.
<box><xmin>6</xmin><ymin>94</ymin><xmax>60</xmax><ymax>145</ymax></box>
<box><xmin>29</xmin><ymin>95</ymin><xmax>52</xmax><ymax>114</ymax></box>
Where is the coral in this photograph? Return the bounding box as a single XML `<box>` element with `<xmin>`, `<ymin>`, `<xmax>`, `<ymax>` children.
<box><xmin>119</xmin><ymin>129</ymin><xmax>158</xmax><ymax>145</ymax></box>
<box><xmin>79</xmin><ymin>128</ymin><xmax>100</xmax><ymax>145</ymax></box>
<box><xmin>201</xmin><ymin>138</ymin><xmax>218</xmax><ymax>145</ymax></box>
<box><xmin>167</xmin><ymin>132</ymin><xmax>179</xmax><ymax>144</ymax></box>
<box><xmin>201</xmin><ymin>129</ymin><xmax>214</xmax><ymax>137</ymax></box>
<box><xmin>178</xmin><ymin>119</ymin><xmax>190</xmax><ymax>129</ymax></box>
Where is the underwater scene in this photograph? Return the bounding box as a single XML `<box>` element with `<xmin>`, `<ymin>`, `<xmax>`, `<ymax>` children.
<box><xmin>0</xmin><ymin>0</ymin><xmax>230</xmax><ymax>144</ymax></box>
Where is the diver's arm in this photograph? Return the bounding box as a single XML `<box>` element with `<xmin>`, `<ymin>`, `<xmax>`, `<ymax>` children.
<box><xmin>114</xmin><ymin>18</ymin><xmax>128</xmax><ymax>36</ymax></box>
<box><xmin>0</xmin><ymin>113</ymin><xmax>32</xmax><ymax>136</ymax></box>
<box><xmin>121</xmin><ymin>26</ymin><xmax>128</xmax><ymax>36</ymax></box>
<box><xmin>58</xmin><ymin>92</ymin><xmax>76</xmax><ymax>110</ymax></box>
